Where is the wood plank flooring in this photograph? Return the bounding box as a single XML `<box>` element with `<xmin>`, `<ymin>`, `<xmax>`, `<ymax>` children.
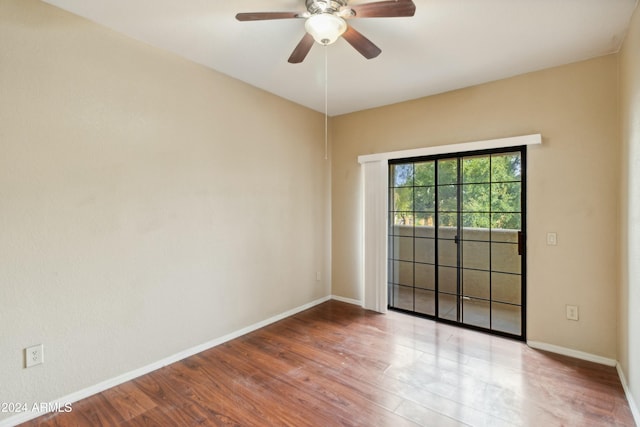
<box><xmin>22</xmin><ymin>301</ymin><xmax>635</xmax><ymax>426</ymax></box>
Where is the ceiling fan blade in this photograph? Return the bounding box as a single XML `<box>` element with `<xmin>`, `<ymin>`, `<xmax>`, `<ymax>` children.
<box><xmin>342</xmin><ymin>26</ymin><xmax>382</xmax><ymax>59</ymax></box>
<box><xmin>235</xmin><ymin>12</ymin><xmax>301</xmax><ymax>21</ymax></box>
<box><xmin>349</xmin><ymin>0</ymin><xmax>416</xmax><ymax>18</ymax></box>
<box><xmin>288</xmin><ymin>33</ymin><xmax>315</xmax><ymax>64</ymax></box>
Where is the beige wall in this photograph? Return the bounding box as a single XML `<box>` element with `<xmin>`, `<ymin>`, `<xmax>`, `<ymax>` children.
<box><xmin>619</xmin><ymin>3</ymin><xmax>640</xmax><ymax>415</ymax></box>
<box><xmin>0</xmin><ymin>0</ymin><xmax>330</xmax><ymax>419</ymax></box>
<box><xmin>332</xmin><ymin>55</ymin><xmax>620</xmax><ymax>358</ymax></box>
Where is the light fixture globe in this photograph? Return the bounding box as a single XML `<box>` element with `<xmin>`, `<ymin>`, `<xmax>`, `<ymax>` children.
<box><xmin>304</xmin><ymin>13</ymin><xmax>347</xmax><ymax>45</ymax></box>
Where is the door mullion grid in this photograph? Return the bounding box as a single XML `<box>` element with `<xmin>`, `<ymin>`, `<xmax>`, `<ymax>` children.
<box><xmin>387</xmin><ymin>147</ymin><xmax>526</xmax><ymax>341</ymax></box>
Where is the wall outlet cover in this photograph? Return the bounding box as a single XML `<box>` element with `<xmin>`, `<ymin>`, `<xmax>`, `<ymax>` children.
<box><xmin>566</xmin><ymin>305</ymin><xmax>579</xmax><ymax>321</ymax></box>
<box><xmin>25</xmin><ymin>344</ymin><xmax>44</xmax><ymax>368</ymax></box>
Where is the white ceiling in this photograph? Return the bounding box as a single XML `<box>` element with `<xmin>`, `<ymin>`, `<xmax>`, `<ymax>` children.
<box><xmin>42</xmin><ymin>0</ymin><xmax>637</xmax><ymax>116</ymax></box>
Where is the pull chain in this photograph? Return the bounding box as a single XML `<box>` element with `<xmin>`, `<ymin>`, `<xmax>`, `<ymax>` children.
<box><xmin>324</xmin><ymin>45</ymin><xmax>328</xmax><ymax>160</ymax></box>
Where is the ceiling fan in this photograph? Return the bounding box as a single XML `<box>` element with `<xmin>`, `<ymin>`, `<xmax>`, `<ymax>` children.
<box><xmin>236</xmin><ymin>0</ymin><xmax>416</xmax><ymax>63</ymax></box>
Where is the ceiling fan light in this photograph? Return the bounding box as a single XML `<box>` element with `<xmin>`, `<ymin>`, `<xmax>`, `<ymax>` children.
<box><xmin>305</xmin><ymin>13</ymin><xmax>347</xmax><ymax>45</ymax></box>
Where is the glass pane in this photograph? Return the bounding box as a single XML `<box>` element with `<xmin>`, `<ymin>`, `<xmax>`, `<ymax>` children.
<box><xmin>415</xmin><ymin>187</ymin><xmax>436</xmax><ymax>212</ymax></box>
<box><xmin>438</xmin><ymin>292</ymin><xmax>457</xmax><ymax>321</ymax></box>
<box><xmin>415</xmin><ymin>289</ymin><xmax>435</xmax><ymax>316</ymax></box>
<box><xmin>492</xmin><ymin>302</ymin><xmax>521</xmax><ymax>335</ymax></box>
<box><xmin>492</xmin><ymin>272</ymin><xmax>521</xmax><ymax>305</ymax></box>
<box><xmin>391</xmin><ymin>219</ymin><xmax>414</xmax><ymax>236</ymax></box>
<box><xmin>391</xmin><ymin>164</ymin><xmax>414</xmax><ymax>187</ymax></box>
<box><xmin>415</xmin><ymin>237</ymin><xmax>435</xmax><ymax>264</ymax></box>
<box><xmin>462</xmin><ymin>183</ymin><xmax>490</xmax><ymax>212</ymax></box>
<box><xmin>438</xmin><ymin>159</ymin><xmax>458</xmax><ymax>185</ymax></box>
<box><xmin>438</xmin><ymin>266</ymin><xmax>457</xmax><ymax>294</ymax></box>
<box><xmin>437</xmin><ymin>185</ymin><xmax>457</xmax><ymax>212</ymax></box>
<box><xmin>392</xmin><ymin>285</ymin><xmax>414</xmax><ymax>311</ymax></box>
<box><xmin>491</xmin><ymin>153</ymin><xmax>521</xmax><ymax>182</ymax></box>
<box><xmin>491</xmin><ymin>213</ymin><xmax>521</xmax><ymax>234</ymax></box>
<box><xmin>391</xmin><ymin>236</ymin><xmax>414</xmax><ymax>261</ymax></box>
<box><xmin>492</xmin><ymin>242</ymin><xmax>521</xmax><ymax>274</ymax></box>
<box><xmin>462</xmin><ymin>240</ymin><xmax>490</xmax><ymax>271</ymax></box>
<box><xmin>491</xmin><ymin>226</ymin><xmax>519</xmax><ymax>243</ymax></box>
<box><xmin>438</xmin><ymin>212</ymin><xmax>457</xmax><ymax>228</ymax></box>
<box><xmin>415</xmin><ymin>263</ymin><xmax>435</xmax><ymax>290</ymax></box>
<box><xmin>388</xmin><ymin>212</ymin><xmax>394</xmax><ymax>236</ymax></box>
<box><xmin>415</xmin><ymin>214</ymin><xmax>435</xmax><ymax>233</ymax></box>
<box><xmin>390</xmin><ymin>261</ymin><xmax>414</xmax><ymax>286</ymax></box>
<box><xmin>438</xmin><ymin>239</ymin><xmax>457</xmax><ymax>267</ymax></box>
<box><xmin>438</xmin><ymin>214</ymin><xmax>457</xmax><ymax>238</ymax></box>
<box><xmin>393</xmin><ymin>187</ymin><xmax>414</xmax><ymax>212</ymax></box>
<box><xmin>491</xmin><ymin>182</ymin><xmax>521</xmax><ymax>212</ymax></box>
<box><xmin>462</xmin><ymin>213</ymin><xmax>490</xmax><ymax>236</ymax></box>
<box><xmin>414</xmin><ymin>161</ymin><xmax>435</xmax><ymax>186</ymax></box>
<box><xmin>462</xmin><ymin>269</ymin><xmax>490</xmax><ymax>300</ymax></box>
<box><xmin>394</xmin><ymin>213</ymin><xmax>415</xmax><ymax>229</ymax></box>
<box><xmin>463</xmin><ymin>298</ymin><xmax>490</xmax><ymax>328</ymax></box>
<box><xmin>463</xmin><ymin>155</ymin><xmax>490</xmax><ymax>184</ymax></box>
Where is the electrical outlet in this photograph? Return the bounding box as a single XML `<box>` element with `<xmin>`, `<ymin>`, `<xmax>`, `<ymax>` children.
<box><xmin>25</xmin><ymin>344</ymin><xmax>44</xmax><ymax>368</ymax></box>
<box><xmin>316</xmin><ymin>271</ymin><xmax>321</xmax><ymax>281</ymax></box>
<box><xmin>547</xmin><ymin>232</ymin><xmax>558</xmax><ymax>246</ymax></box>
<box><xmin>566</xmin><ymin>305</ymin><xmax>579</xmax><ymax>321</ymax></box>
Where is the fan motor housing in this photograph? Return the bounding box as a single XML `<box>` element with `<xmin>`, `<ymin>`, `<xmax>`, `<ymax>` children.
<box><xmin>305</xmin><ymin>0</ymin><xmax>348</xmax><ymax>15</ymax></box>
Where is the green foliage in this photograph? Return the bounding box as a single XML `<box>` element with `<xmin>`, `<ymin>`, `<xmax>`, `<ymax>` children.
<box><xmin>390</xmin><ymin>153</ymin><xmax>522</xmax><ymax>230</ymax></box>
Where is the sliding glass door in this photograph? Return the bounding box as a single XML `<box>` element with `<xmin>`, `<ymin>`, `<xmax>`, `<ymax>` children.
<box><xmin>388</xmin><ymin>147</ymin><xmax>526</xmax><ymax>339</ymax></box>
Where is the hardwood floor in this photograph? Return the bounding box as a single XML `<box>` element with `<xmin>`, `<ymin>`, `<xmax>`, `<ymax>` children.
<box><xmin>23</xmin><ymin>301</ymin><xmax>635</xmax><ymax>426</ymax></box>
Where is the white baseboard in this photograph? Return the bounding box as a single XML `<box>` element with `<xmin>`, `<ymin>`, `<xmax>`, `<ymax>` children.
<box><xmin>0</xmin><ymin>295</ymin><xmax>332</xmax><ymax>427</ymax></box>
<box><xmin>331</xmin><ymin>294</ymin><xmax>363</xmax><ymax>306</ymax></box>
<box><xmin>526</xmin><ymin>340</ymin><xmax>617</xmax><ymax>367</ymax></box>
<box><xmin>617</xmin><ymin>363</ymin><xmax>640</xmax><ymax>426</ymax></box>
